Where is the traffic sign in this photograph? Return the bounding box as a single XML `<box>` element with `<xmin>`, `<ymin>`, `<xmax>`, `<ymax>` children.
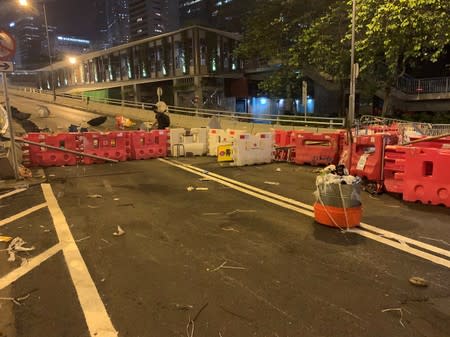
<box><xmin>0</xmin><ymin>30</ymin><xmax>16</xmax><ymax>61</ymax></box>
<box><xmin>0</xmin><ymin>61</ymin><xmax>14</xmax><ymax>72</ymax></box>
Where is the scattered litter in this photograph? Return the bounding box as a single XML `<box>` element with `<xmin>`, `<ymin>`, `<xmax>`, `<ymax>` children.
<box><xmin>187</xmin><ymin>186</ymin><xmax>195</xmax><ymax>192</ymax></box>
<box><xmin>199</xmin><ymin>178</ymin><xmax>211</xmax><ymax>182</ymax></box>
<box><xmin>264</xmin><ymin>181</ymin><xmax>280</xmax><ymax>186</ymax></box>
<box><xmin>386</xmin><ymin>205</ymin><xmax>401</xmax><ymax>208</ymax></box>
<box><xmin>18</xmin><ymin>165</ymin><xmax>32</xmax><ymax>178</ymax></box>
<box><xmin>276</xmin><ymin>168</ymin><xmax>281</xmax><ymax>172</ymax></box>
<box><xmin>195</xmin><ymin>187</ymin><xmax>209</xmax><ymax>191</ymax></box>
<box><xmin>0</xmin><ymin>293</ymin><xmax>31</xmax><ymax>306</ymax></box>
<box><xmin>207</xmin><ymin>261</ymin><xmax>246</xmax><ymax>272</ymax></box>
<box><xmin>48</xmin><ymin>174</ymin><xmax>56</xmax><ymax>177</ymax></box>
<box><xmin>113</xmin><ymin>198</ymin><xmax>120</xmax><ymax>201</ymax></box>
<box><xmin>419</xmin><ymin>236</ymin><xmax>450</xmax><ymax>246</ymax></box>
<box><xmin>221</xmin><ymin>227</ymin><xmax>239</xmax><ymax>233</ymax></box>
<box><xmin>7</xmin><ymin>237</ymin><xmax>35</xmax><ymax>262</ymax></box>
<box><xmin>226</xmin><ymin>209</ymin><xmax>257</xmax><ymax>215</ymax></box>
<box><xmin>186</xmin><ymin>303</ymin><xmax>208</xmax><ymax>337</ymax></box>
<box><xmin>113</xmin><ymin>226</ymin><xmax>125</xmax><ymax>237</ymax></box>
<box><xmin>39</xmin><ymin>225</ymin><xmax>45</xmax><ymax>228</ymax></box>
<box><xmin>409</xmin><ymin>276</ymin><xmax>428</xmax><ymax>287</ymax></box>
<box><xmin>87</xmin><ymin>194</ymin><xmax>103</xmax><ymax>199</ymax></box>
<box><xmin>174</xmin><ymin>303</ymin><xmax>193</xmax><ymax>311</ymax></box>
<box><xmin>0</xmin><ymin>236</ymin><xmax>13</xmax><ymax>243</ymax></box>
<box><xmin>43</xmin><ymin>229</ymin><xmax>51</xmax><ymax>233</ymax></box>
<box><xmin>202</xmin><ymin>212</ymin><xmax>222</xmax><ymax>216</ymax></box>
<box><xmin>87</xmin><ymin>205</ymin><xmax>101</xmax><ymax>209</ymax></box>
<box><xmin>101</xmin><ymin>238</ymin><xmax>111</xmax><ymax>245</ymax></box>
<box><xmin>75</xmin><ymin>236</ymin><xmax>91</xmax><ymax>243</ymax></box>
<box><xmin>381</xmin><ymin>308</ymin><xmax>406</xmax><ymax>328</ymax></box>
<box><xmin>100</xmin><ymin>278</ymin><xmax>106</xmax><ymax>282</ymax></box>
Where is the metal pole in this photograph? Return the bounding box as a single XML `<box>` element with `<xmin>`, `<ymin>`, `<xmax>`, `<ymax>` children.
<box><xmin>2</xmin><ymin>73</ymin><xmax>20</xmax><ymax>179</ymax></box>
<box><xmin>42</xmin><ymin>1</ymin><xmax>56</xmax><ymax>102</ymax></box>
<box><xmin>348</xmin><ymin>0</ymin><xmax>356</xmax><ymax>127</ymax></box>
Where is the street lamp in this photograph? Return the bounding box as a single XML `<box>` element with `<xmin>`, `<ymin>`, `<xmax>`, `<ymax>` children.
<box><xmin>18</xmin><ymin>0</ymin><xmax>56</xmax><ymax>101</ymax></box>
<box><xmin>348</xmin><ymin>0</ymin><xmax>357</xmax><ymax>127</ymax></box>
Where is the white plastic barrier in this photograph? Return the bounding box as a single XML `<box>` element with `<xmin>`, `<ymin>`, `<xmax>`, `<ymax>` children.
<box><xmin>232</xmin><ymin>132</ymin><xmax>274</xmax><ymax>166</ymax></box>
<box><xmin>169</xmin><ymin>127</ymin><xmax>208</xmax><ymax>156</ymax></box>
<box><xmin>208</xmin><ymin>128</ymin><xmax>247</xmax><ymax>156</ymax></box>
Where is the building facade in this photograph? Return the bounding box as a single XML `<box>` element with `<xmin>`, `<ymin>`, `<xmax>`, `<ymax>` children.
<box><xmin>128</xmin><ymin>0</ymin><xmax>179</xmax><ymax>41</ymax></box>
<box><xmin>106</xmin><ymin>0</ymin><xmax>130</xmax><ymax>46</ymax></box>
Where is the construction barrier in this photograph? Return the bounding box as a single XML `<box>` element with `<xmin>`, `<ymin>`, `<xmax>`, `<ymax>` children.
<box><xmin>349</xmin><ymin>133</ymin><xmax>398</xmax><ymax>193</ymax></box>
<box><xmin>129</xmin><ymin>129</ymin><xmax>169</xmax><ymax>160</ymax></box>
<box><xmin>79</xmin><ymin>132</ymin><xmax>129</xmax><ymax>164</ymax></box>
<box><xmin>292</xmin><ymin>131</ymin><xmax>341</xmax><ymax>166</ymax></box>
<box><xmin>231</xmin><ymin>132</ymin><xmax>273</xmax><ymax>166</ymax></box>
<box><xmin>208</xmin><ymin>128</ymin><xmax>246</xmax><ymax>156</ymax></box>
<box><xmin>384</xmin><ymin>145</ymin><xmax>450</xmax><ymax>207</ymax></box>
<box><xmin>23</xmin><ymin>133</ymin><xmax>80</xmax><ymax>167</ymax></box>
<box><xmin>169</xmin><ymin>128</ymin><xmax>208</xmax><ymax>157</ymax></box>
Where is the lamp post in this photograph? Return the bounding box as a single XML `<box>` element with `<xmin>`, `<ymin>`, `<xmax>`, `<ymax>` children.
<box><xmin>348</xmin><ymin>0</ymin><xmax>357</xmax><ymax>127</ymax></box>
<box><xmin>19</xmin><ymin>0</ymin><xmax>56</xmax><ymax>101</ymax></box>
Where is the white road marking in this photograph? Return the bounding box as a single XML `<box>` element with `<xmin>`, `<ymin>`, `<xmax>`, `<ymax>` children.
<box><xmin>0</xmin><ymin>243</ymin><xmax>63</xmax><ymax>290</ymax></box>
<box><xmin>41</xmin><ymin>184</ymin><xmax>118</xmax><ymax>337</ymax></box>
<box><xmin>0</xmin><ymin>203</ymin><xmax>47</xmax><ymax>227</ymax></box>
<box><xmin>0</xmin><ymin>188</ymin><xmax>28</xmax><ymax>200</ymax></box>
<box><xmin>176</xmin><ymin>161</ymin><xmax>450</xmax><ymax>259</ymax></box>
<box><xmin>160</xmin><ymin>159</ymin><xmax>450</xmax><ymax>269</ymax></box>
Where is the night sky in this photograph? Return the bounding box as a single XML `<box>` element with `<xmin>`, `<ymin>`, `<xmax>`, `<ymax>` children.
<box><xmin>46</xmin><ymin>0</ymin><xmax>97</xmax><ymax>38</ymax></box>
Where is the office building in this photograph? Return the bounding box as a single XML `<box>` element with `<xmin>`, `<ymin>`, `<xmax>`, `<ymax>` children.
<box><xmin>128</xmin><ymin>0</ymin><xmax>179</xmax><ymax>41</ymax></box>
<box><xmin>106</xmin><ymin>0</ymin><xmax>130</xmax><ymax>46</ymax></box>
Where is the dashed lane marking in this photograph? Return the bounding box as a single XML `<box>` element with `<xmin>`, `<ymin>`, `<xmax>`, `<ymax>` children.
<box><xmin>41</xmin><ymin>183</ymin><xmax>118</xmax><ymax>337</ymax></box>
<box><xmin>0</xmin><ymin>203</ymin><xmax>47</xmax><ymax>227</ymax></box>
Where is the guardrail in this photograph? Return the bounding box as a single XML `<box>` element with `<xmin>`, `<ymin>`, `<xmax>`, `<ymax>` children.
<box><xmin>8</xmin><ymin>87</ymin><xmax>346</xmax><ymax>128</ymax></box>
<box><xmin>396</xmin><ymin>75</ymin><xmax>450</xmax><ymax>95</ymax></box>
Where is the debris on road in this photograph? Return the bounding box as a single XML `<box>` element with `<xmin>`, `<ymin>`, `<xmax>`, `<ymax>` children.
<box><xmin>113</xmin><ymin>198</ymin><xmax>120</xmax><ymax>201</ymax></box>
<box><xmin>0</xmin><ymin>236</ymin><xmax>12</xmax><ymax>243</ymax></box>
<box><xmin>409</xmin><ymin>276</ymin><xmax>428</xmax><ymax>287</ymax></box>
<box><xmin>186</xmin><ymin>302</ymin><xmax>208</xmax><ymax>337</ymax></box>
<box><xmin>75</xmin><ymin>236</ymin><xmax>91</xmax><ymax>243</ymax></box>
<box><xmin>173</xmin><ymin>303</ymin><xmax>193</xmax><ymax>311</ymax></box>
<box><xmin>195</xmin><ymin>187</ymin><xmax>208</xmax><ymax>191</ymax></box>
<box><xmin>186</xmin><ymin>186</ymin><xmax>195</xmax><ymax>192</ymax></box>
<box><xmin>221</xmin><ymin>227</ymin><xmax>239</xmax><ymax>233</ymax></box>
<box><xmin>226</xmin><ymin>209</ymin><xmax>256</xmax><ymax>215</ymax></box>
<box><xmin>276</xmin><ymin>168</ymin><xmax>282</xmax><ymax>172</ymax></box>
<box><xmin>87</xmin><ymin>205</ymin><xmax>101</xmax><ymax>209</ymax></box>
<box><xmin>0</xmin><ymin>293</ymin><xmax>31</xmax><ymax>306</ymax></box>
<box><xmin>18</xmin><ymin>165</ymin><xmax>32</xmax><ymax>178</ymax></box>
<box><xmin>199</xmin><ymin>177</ymin><xmax>211</xmax><ymax>181</ymax></box>
<box><xmin>87</xmin><ymin>194</ymin><xmax>103</xmax><ymax>199</ymax></box>
<box><xmin>101</xmin><ymin>238</ymin><xmax>111</xmax><ymax>245</ymax></box>
<box><xmin>113</xmin><ymin>226</ymin><xmax>125</xmax><ymax>237</ymax></box>
<box><xmin>202</xmin><ymin>212</ymin><xmax>222</xmax><ymax>216</ymax></box>
<box><xmin>264</xmin><ymin>181</ymin><xmax>280</xmax><ymax>186</ymax></box>
<box><xmin>7</xmin><ymin>237</ymin><xmax>35</xmax><ymax>262</ymax></box>
<box><xmin>381</xmin><ymin>307</ymin><xmax>406</xmax><ymax>328</ymax></box>
<box><xmin>207</xmin><ymin>261</ymin><xmax>246</xmax><ymax>272</ymax></box>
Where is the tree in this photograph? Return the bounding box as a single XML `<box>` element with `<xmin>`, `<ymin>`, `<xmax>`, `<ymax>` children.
<box><xmin>236</xmin><ymin>0</ymin><xmax>335</xmax><ymax>104</ymax></box>
<box><xmin>354</xmin><ymin>0</ymin><xmax>450</xmax><ymax>115</ymax></box>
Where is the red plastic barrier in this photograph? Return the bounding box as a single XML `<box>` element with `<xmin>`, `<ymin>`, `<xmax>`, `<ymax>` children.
<box><xmin>274</xmin><ymin>130</ymin><xmax>293</xmax><ymax>146</ymax></box>
<box><xmin>23</xmin><ymin>133</ymin><xmax>80</xmax><ymax>167</ymax></box>
<box><xmin>80</xmin><ymin>132</ymin><xmax>128</xmax><ymax>164</ymax></box>
<box><xmin>129</xmin><ymin>129</ymin><xmax>169</xmax><ymax>160</ymax></box>
<box><xmin>350</xmin><ymin>133</ymin><xmax>398</xmax><ymax>186</ymax></box>
<box><xmin>292</xmin><ymin>131</ymin><xmax>341</xmax><ymax>166</ymax></box>
<box><xmin>383</xmin><ymin>145</ymin><xmax>407</xmax><ymax>194</ymax></box>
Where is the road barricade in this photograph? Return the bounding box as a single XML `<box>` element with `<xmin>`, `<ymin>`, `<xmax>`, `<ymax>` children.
<box><xmin>169</xmin><ymin>127</ymin><xmax>208</xmax><ymax>157</ymax></box>
<box><xmin>79</xmin><ymin>132</ymin><xmax>128</xmax><ymax>164</ymax></box>
<box><xmin>231</xmin><ymin>132</ymin><xmax>273</xmax><ymax>166</ymax></box>
<box><xmin>384</xmin><ymin>145</ymin><xmax>450</xmax><ymax>207</ymax></box>
<box><xmin>292</xmin><ymin>131</ymin><xmax>341</xmax><ymax>166</ymax></box>
<box><xmin>129</xmin><ymin>130</ymin><xmax>169</xmax><ymax>160</ymax></box>
<box><xmin>349</xmin><ymin>133</ymin><xmax>398</xmax><ymax>193</ymax></box>
<box><xmin>208</xmin><ymin>128</ymin><xmax>246</xmax><ymax>156</ymax></box>
<box><xmin>23</xmin><ymin>133</ymin><xmax>80</xmax><ymax>167</ymax></box>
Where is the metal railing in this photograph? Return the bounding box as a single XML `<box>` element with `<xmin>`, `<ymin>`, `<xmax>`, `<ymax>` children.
<box><xmin>10</xmin><ymin>87</ymin><xmax>346</xmax><ymax>128</ymax></box>
<box><xmin>396</xmin><ymin>75</ymin><xmax>450</xmax><ymax>95</ymax></box>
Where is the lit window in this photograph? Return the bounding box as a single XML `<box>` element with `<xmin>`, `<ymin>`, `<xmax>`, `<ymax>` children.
<box><xmin>137</xmin><ymin>17</ymin><xmax>143</xmax><ymax>22</ymax></box>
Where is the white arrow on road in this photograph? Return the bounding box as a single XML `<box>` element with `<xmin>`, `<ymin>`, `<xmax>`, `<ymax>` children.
<box><xmin>0</xmin><ymin>61</ymin><xmax>13</xmax><ymax>72</ymax></box>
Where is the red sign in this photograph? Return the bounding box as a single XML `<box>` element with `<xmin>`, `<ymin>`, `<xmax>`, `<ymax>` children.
<box><xmin>0</xmin><ymin>30</ymin><xmax>16</xmax><ymax>61</ymax></box>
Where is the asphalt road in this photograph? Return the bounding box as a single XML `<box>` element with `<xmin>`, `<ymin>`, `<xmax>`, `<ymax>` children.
<box><xmin>1</xmin><ymin>158</ymin><xmax>449</xmax><ymax>337</ymax></box>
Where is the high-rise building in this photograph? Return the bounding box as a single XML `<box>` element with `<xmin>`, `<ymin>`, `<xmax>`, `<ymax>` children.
<box><xmin>11</xmin><ymin>16</ymin><xmax>56</xmax><ymax>69</ymax></box>
<box><xmin>128</xmin><ymin>0</ymin><xmax>179</xmax><ymax>41</ymax></box>
<box><xmin>106</xmin><ymin>0</ymin><xmax>130</xmax><ymax>46</ymax></box>
<box><xmin>92</xmin><ymin>0</ymin><xmax>110</xmax><ymax>49</ymax></box>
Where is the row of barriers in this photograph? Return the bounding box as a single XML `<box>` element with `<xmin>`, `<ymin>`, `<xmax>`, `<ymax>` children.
<box><xmin>21</xmin><ymin>126</ymin><xmax>449</xmax><ymax>207</ymax></box>
<box><xmin>22</xmin><ymin>130</ymin><xmax>169</xmax><ymax>167</ymax></box>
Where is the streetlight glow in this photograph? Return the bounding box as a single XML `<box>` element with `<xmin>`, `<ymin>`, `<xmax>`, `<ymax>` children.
<box><xmin>18</xmin><ymin>0</ymin><xmax>29</xmax><ymax>7</ymax></box>
<box><xmin>68</xmin><ymin>57</ymin><xmax>77</xmax><ymax>65</ymax></box>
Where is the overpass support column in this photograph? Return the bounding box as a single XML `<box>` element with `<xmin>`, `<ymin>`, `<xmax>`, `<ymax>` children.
<box><xmin>120</xmin><ymin>86</ymin><xmax>125</xmax><ymax>106</ymax></box>
<box><xmin>133</xmin><ymin>84</ymin><xmax>141</xmax><ymax>103</ymax></box>
<box><xmin>194</xmin><ymin>76</ymin><xmax>203</xmax><ymax>113</ymax></box>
